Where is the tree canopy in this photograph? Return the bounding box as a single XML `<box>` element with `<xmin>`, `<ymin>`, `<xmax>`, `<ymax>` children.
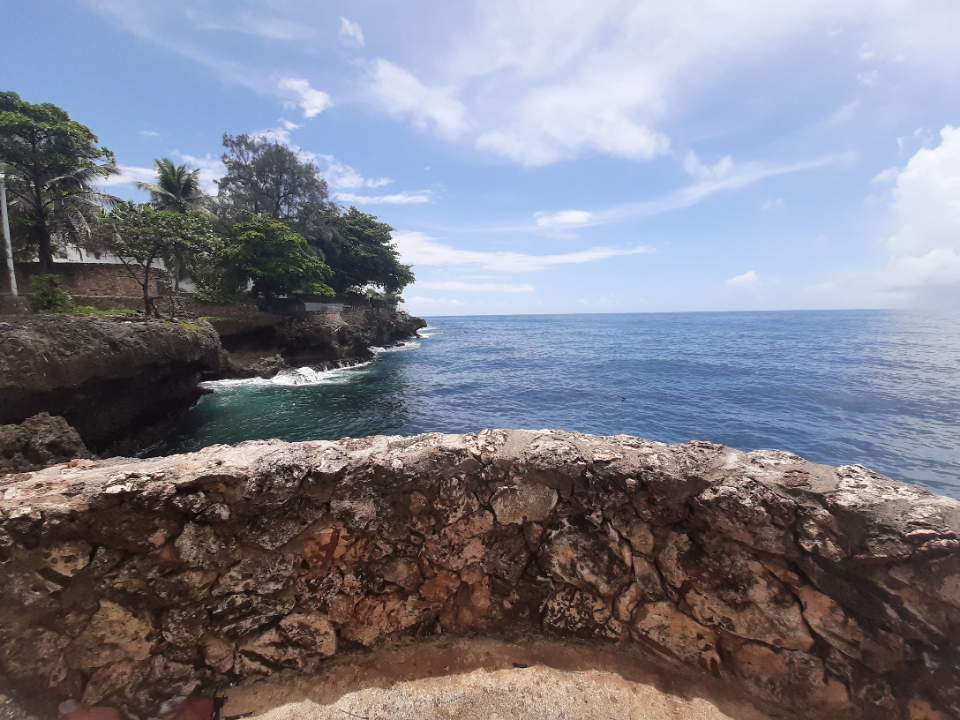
<box><xmin>137</xmin><ymin>158</ymin><xmax>206</xmax><ymax>213</ymax></box>
<box><xmin>216</xmin><ymin>133</ymin><xmax>330</xmax><ymax>223</ymax></box>
<box><xmin>0</xmin><ymin>91</ymin><xmax>117</xmax><ymax>270</ymax></box>
<box><xmin>98</xmin><ymin>202</ymin><xmax>218</xmax><ymax>316</ymax></box>
<box><xmin>211</xmin><ymin>214</ymin><xmax>333</xmax><ymax>303</ymax></box>
<box><xmin>308</xmin><ymin>207</ymin><xmax>414</xmax><ymax>293</ymax></box>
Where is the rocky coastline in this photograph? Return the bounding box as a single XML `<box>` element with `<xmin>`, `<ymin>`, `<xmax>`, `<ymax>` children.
<box><xmin>0</xmin><ymin>306</ymin><xmax>425</xmax><ymax>466</ymax></box>
<box><xmin>0</xmin><ymin>430</ymin><xmax>956</xmax><ymax>719</ymax></box>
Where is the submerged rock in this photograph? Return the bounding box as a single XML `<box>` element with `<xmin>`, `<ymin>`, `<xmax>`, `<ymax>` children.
<box><xmin>0</xmin><ymin>430</ymin><xmax>957</xmax><ymax>719</ymax></box>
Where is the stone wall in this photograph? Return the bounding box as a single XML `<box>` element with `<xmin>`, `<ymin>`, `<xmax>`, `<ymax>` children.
<box><xmin>2</xmin><ymin>263</ymin><xmax>167</xmax><ymax>298</ymax></box>
<box><xmin>0</xmin><ymin>430</ymin><xmax>956</xmax><ymax>719</ymax></box>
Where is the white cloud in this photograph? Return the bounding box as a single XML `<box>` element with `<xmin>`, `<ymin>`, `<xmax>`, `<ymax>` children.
<box><xmin>882</xmin><ymin>126</ymin><xmax>960</xmax><ymax>294</ymax></box>
<box><xmin>533</xmin><ymin>210</ymin><xmax>592</xmax><ymax>228</ymax></box>
<box><xmin>871</xmin><ymin>167</ymin><xmax>899</xmax><ymax>183</ymax></box>
<box><xmin>726</xmin><ymin>270</ymin><xmax>760</xmax><ymax>288</ymax></box>
<box><xmin>823</xmin><ymin>99</ymin><xmax>860</xmax><ymax>127</ymax></box>
<box><xmin>858</xmin><ymin>43</ymin><xmax>876</xmax><ymax>61</ymax></box>
<box><xmin>417</xmin><ymin>280</ymin><xmax>535</xmax><ymax>293</ymax></box>
<box><xmin>683</xmin><ymin>151</ymin><xmax>734</xmax><ymax>181</ymax></box>
<box><xmin>280</xmin><ymin>119</ymin><xmax>301</xmax><ymax>131</ymax></box>
<box><xmin>138</xmin><ymin>129</ymin><xmax>160</xmax><ymax>138</ymax></box>
<box><xmin>367</xmin><ymin>59</ymin><xmax>469</xmax><ymax>140</ymax></box>
<box><xmin>171</xmin><ymin>152</ymin><xmax>226</xmax><ymax>194</ymax></box>
<box><xmin>335</xmin><ymin>191</ymin><xmax>432</xmax><ymax>205</ymax></box>
<box><xmin>278</xmin><ymin>77</ymin><xmax>332</xmax><ymax>118</ymax></box>
<box><xmin>339</xmin><ymin>17</ymin><xmax>365</xmax><ymax>48</ymax></box>
<box><xmin>856</xmin><ymin>70</ymin><xmax>880</xmax><ymax>87</ymax></box>
<box><xmin>315</xmin><ymin>155</ymin><xmax>392</xmax><ymax>190</ymax></box>
<box><xmin>99</xmin><ymin>165</ymin><xmax>156</xmax><ymax>187</ymax></box>
<box><xmin>392</xmin><ymin>231</ymin><xmax>653</xmax><ymax>273</ymax></box>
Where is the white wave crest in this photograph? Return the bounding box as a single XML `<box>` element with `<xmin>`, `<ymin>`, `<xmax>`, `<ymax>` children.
<box><xmin>202</xmin><ymin>362</ymin><xmax>371</xmax><ymax>389</ymax></box>
<box><xmin>370</xmin><ymin>340</ymin><xmax>421</xmax><ymax>353</ymax></box>
<box><xmin>417</xmin><ymin>326</ymin><xmax>436</xmax><ymax>338</ymax></box>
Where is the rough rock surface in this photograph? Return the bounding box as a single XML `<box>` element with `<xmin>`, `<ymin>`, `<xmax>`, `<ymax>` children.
<box><xmin>0</xmin><ymin>316</ymin><xmax>222</xmax><ymax>452</ymax></box>
<box><xmin>0</xmin><ymin>414</ymin><xmax>90</xmax><ymax>474</ymax></box>
<box><xmin>213</xmin><ymin>307</ymin><xmax>426</xmax><ymax>378</ymax></box>
<box><xmin>0</xmin><ymin>430</ymin><xmax>957</xmax><ymax>719</ymax></box>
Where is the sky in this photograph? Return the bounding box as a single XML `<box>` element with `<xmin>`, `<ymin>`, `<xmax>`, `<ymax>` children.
<box><xmin>2</xmin><ymin>1</ymin><xmax>960</xmax><ymax>316</ymax></box>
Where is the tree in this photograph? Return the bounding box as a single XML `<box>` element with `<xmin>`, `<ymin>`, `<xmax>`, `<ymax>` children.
<box><xmin>137</xmin><ymin>158</ymin><xmax>209</xmax><ymax>291</ymax></box>
<box><xmin>216</xmin><ymin>134</ymin><xmax>330</xmax><ymax>223</ymax></box>
<box><xmin>215</xmin><ymin>214</ymin><xmax>333</xmax><ymax>304</ymax></box>
<box><xmin>0</xmin><ymin>91</ymin><xmax>117</xmax><ymax>270</ymax></box>
<box><xmin>306</xmin><ymin>206</ymin><xmax>414</xmax><ymax>293</ymax></box>
<box><xmin>136</xmin><ymin>158</ymin><xmax>205</xmax><ymax>213</ymax></box>
<box><xmin>99</xmin><ymin>202</ymin><xmax>218</xmax><ymax>316</ymax></box>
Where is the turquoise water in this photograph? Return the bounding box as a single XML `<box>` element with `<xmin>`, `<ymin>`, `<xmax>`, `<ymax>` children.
<box><xmin>156</xmin><ymin>310</ymin><xmax>960</xmax><ymax>498</ymax></box>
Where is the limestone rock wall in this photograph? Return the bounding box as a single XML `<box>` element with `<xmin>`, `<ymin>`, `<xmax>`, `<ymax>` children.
<box><xmin>0</xmin><ymin>430</ymin><xmax>957</xmax><ymax>718</ymax></box>
<box><xmin>0</xmin><ymin>316</ymin><xmax>222</xmax><ymax>452</ymax></box>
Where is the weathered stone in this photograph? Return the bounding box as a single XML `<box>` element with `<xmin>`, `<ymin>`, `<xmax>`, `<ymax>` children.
<box><xmin>278</xmin><ymin>612</ymin><xmax>337</xmax><ymax>657</ymax></box>
<box><xmin>797</xmin><ymin>586</ymin><xmax>905</xmax><ymax>673</ymax></box>
<box><xmin>213</xmin><ymin>554</ymin><xmax>295</xmax><ymax>596</ymax></box>
<box><xmin>209</xmin><ymin>593</ymin><xmax>294</xmax><ymax>638</ymax></box>
<box><xmin>161</xmin><ymin>607</ymin><xmax>208</xmax><ymax>648</ymax></box>
<box><xmin>607</xmin><ymin>510</ymin><xmax>655</xmax><ymax>556</ymax></box>
<box><xmin>541</xmin><ymin>587</ymin><xmax>614</xmax><ymax>639</ymax></box>
<box><xmin>40</xmin><ymin>541</ymin><xmax>92</xmax><ymax>577</ymax></box>
<box><xmin>729</xmin><ymin>641</ymin><xmax>850</xmax><ymax>713</ymax></box>
<box><xmin>380</xmin><ymin>557</ymin><xmax>422</xmax><ymax>591</ymax></box>
<box><xmin>0</xmin><ymin>413</ymin><xmax>90</xmax><ymax>474</ymax></box>
<box><xmin>175</xmin><ymin>523</ymin><xmax>231</xmax><ymax>569</ymax></box>
<box><xmin>539</xmin><ymin>519</ymin><xmax>630</xmax><ymax>597</ymax></box>
<box><xmin>0</xmin><ymin>430</ymin><xmax>957</xmax><ymax>719</ymax></box>
<box><xmin>67</xmin><ymin>601</ymin><xmax>154</xmax><ymax>669</ymax></box>
<box><xmin>490</xmin><ymin>482</ymin><xmax>558</xmax><ymax>525</ymax></box>
<box><xmin>632</xmin><ymin>602</ymin><xmax>720</xmax><ymax>674</ymax></box>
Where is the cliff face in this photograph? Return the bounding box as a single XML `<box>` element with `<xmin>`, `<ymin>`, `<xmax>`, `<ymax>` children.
<box><xmin>0</xmin><ymin>430</ymin><xmax>956</xmax><ymax>719</ymax></box>
<box><xmin>213</xmin><ymin>306</ymin><xmax>426</xmax><ymax>377</ymax></box>
<box><xmin>0</xmin><ymin>316</ymin><xmax>222</xmax><ymax>452</ymax></box>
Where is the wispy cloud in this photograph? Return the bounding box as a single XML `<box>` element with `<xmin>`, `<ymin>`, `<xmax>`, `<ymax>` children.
<box><xmin>339</xmin><ymin>17</ymin><xmax>365</xmax><ymax>48</ymax></box>
<box><xmin>393</xmin><ymin>231</ymin><xmax>653</xmax><ymax>273</ymax></box>
<box><xmin>534</xmin><ymin>210</ymin><xmax>592</xmax><ymax>228</ymax></box>
<box><xmin>366</xmin><ymin>59</ymin><xmax>469</xmax><ymax>140</ymax></box>
<box><xmin>725</xmin><ymin>270</ymin><xmax>760</xmax><ymax>288</ymax></box>
<box><xmin>278</xmin><ymin>78</ymin><xmax>332</xmax><ymax>118</ymax></box>
<box><xmin>138</xmin><ymin>129</ymin><xmax>160</xmax><ymax>138</ymax></box>
<box><xmin>441</xmin><ymin>151</ymin><xmax>853</xmax><ymax>235</ymax></box>
<box><xmin>99</xmin><ymin>165</ymin><xmax>156</xmax><ymax>188</ymax></box>
<box><xmin>417</xmin><ymin>280</ymin><xmax>535</xmax><ymax>293</ymax></box>
<box><xmin>335</xmin><ymin>191</ymin><xmax>432</xmax><ymax>205</ymax></box>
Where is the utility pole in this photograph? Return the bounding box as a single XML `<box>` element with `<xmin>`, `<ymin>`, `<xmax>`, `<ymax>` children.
<box><xmin>0</xmin><ymin>173</ymin><xmax>17</xmax><ymax>296</ymax></box>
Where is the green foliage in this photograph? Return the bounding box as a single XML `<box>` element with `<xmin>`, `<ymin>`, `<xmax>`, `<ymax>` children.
<box><xmin>0</xmin><ymin>91</ymin><xmax>117</xmax><ymax>269</ymax></box>
<box><xmin>28</xmin><ymin>274</ymin><xmax>73</xmax><ymax>312</ymax></box>
<box><xmin>137</xmin><ymin>158</ymin><xmax>206</xmax><ymax>213</ymax></box>
<box><xmin>68</xmin><ymin>305</ymin><xmax>136</xmax><ymax>318</ymax></box>
<box><xmin>213</xmin><ymin>214</ymin><xmax>333</xmax><ymax>302</ymax></box>
<box><xmin>306</xmin><ymin>207</ymin><xmax>414</xmax><ymax>293</ymax></box>
<box><xmin>216</xmin><ymin>134</ymin><xmax>330</xmax><ymax>222</ymax></box>
<box><xmin>98</xmin><ymin>202</ymin><xmax>219</xmax><ymax>315</ymax></box>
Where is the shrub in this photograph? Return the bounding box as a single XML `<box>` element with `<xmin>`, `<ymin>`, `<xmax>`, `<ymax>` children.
<box><xmin>28</xmin><ymin>274</ymin><xmax>74</xmax><ymax>312</ymax></box>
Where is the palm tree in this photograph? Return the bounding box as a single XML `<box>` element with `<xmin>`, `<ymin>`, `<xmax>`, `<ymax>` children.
<box><xmin>137</xmin><ymin>159</ymin><xmax>207</xmax><ymax>293</ymax></box>
<box><xmin>136</xmin><ymin>158</ymin><xmax>205</xmax><ymax>213</ymax></box>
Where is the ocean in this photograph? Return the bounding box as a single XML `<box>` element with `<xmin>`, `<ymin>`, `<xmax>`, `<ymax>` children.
<box><xmin>156</xmin><ymin>310</ymin><xmax>960</xmax><ymax>498</ymax></box>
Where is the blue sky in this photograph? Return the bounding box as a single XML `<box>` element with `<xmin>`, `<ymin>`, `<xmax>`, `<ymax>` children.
<box><xmin>3</xmin><ymin>1</ymin><xmax>960</xmax><ymax>315</ymax></box>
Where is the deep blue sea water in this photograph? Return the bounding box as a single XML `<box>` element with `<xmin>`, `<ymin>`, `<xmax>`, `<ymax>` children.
<box><xmin>157</xmin><ymin>310</ymin><xmax>960</xmax><ymax>498</ymax></box>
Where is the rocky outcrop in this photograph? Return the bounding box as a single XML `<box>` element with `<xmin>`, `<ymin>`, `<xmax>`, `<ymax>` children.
<box><xmin>0</xmin><ymin>316</ymin><xmax>222</xmax><ymax>453</ymax></box>
<box><xmin>0</xmin><ymin>414</ymin><xmax>90</xmax><ymax>474</ymax></box>
<box><xmin>0</xmin><ymin>430</ymin><xmax>956</xmax><ymax>718</ymax></box>
<box><xmin>212</xmin><ymin>307</ymin><xmax>426</xmax><ymax>377</ymax></box>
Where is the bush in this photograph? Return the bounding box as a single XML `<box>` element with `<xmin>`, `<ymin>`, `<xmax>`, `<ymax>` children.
<box><xmin>28</xmin><ymin>274</ymin><xmax>74</xmax><ymax>312</ymax></box>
